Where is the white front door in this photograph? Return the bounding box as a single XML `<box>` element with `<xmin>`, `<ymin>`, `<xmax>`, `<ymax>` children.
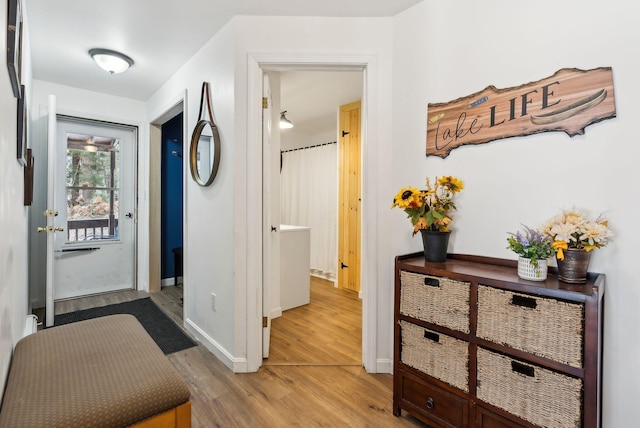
<box><xmin>51</xmin><ymin>116</ymin><xmax>137</xmax><ymax>301</ymax></box>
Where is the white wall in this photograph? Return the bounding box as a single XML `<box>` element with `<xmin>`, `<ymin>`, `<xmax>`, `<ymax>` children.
<box><xmin>146</xmin><ymin>21</ymin><xmax>239</xmax><ymax>368</ymax></box>
<box><xmin>0</xmin><ymin>2</ymin><xmax>31</xmax><ymax>396</ymax></box>
<box><xmin>282</xmin><ymin>129</ymin><xmax>336</xmax><ymax>151</ymax></box>
<box><xmin>392</xmin><ymin>1</ymin><xmax>640</xmax><ymax>426</ymax></box>
<box><xmin>145</xmin><ymin>15</ymin><xmax>395</xmax><ymax>372</ymax></box>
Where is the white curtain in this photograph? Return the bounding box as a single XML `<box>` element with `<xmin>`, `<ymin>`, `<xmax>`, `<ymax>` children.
<box><xmin>280</xmin><ymin>144</ymin><xmax>337</xmax><ymax>278</ymax></box>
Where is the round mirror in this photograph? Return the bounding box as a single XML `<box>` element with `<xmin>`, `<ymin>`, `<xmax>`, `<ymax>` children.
<box><xmin>190</xmin><ymin>120</ymin><xmax>221</xmax><ymax>186</ymax></box>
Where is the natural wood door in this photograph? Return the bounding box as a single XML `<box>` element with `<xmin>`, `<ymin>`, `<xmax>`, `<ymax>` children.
<box><xmin>338</xmin><ymin>101</ymin><xmax>361</xmax><ymax>292</ymax></box>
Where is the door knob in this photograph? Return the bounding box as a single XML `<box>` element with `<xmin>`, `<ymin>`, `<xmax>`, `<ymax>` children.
<box><xmin>341</xmin><ymin>262</ymin><xmax>349</xmax><ymax>269</ymax></box>
<box><xmin>125</xmin><ymin>213</ymin><xmax>133</xmax><ymax>218</ymax></box>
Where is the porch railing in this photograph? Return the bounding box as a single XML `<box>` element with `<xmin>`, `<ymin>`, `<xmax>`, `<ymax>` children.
<box><xmin>67</xmin><ymin>218</ymin><xmax>119</xmax><ymax>241</ymax></box>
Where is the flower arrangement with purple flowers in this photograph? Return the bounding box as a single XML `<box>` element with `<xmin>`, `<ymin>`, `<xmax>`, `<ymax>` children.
<box><xmin>507</xmin><ymin>225</ymin><xmax>555</xmax><ymax>268</ymax></box>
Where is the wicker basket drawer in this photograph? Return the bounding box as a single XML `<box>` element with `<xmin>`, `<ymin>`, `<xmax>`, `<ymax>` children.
<box><xmin>400</xmin><ymin>271</ymin><xmax>470</xmax><ymax>333</ymax></box>
<box><xmin>477</xmin><ymin>348</ymin><xmax>583</xmax><ymax>428</ymax></box>
<box><xmin>400</xmin><ymin>320</ymin><xmax>469</xmax><ymax>392</ymax></box>
<box><xmin>476</xmin><ymin>285</ymin><xmax>584</xmax><ymax>368</ymax></box>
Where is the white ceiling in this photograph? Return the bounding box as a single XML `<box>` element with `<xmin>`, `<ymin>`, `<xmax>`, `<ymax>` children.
<box><xmin>278</xmin><ymin>70</ymin><xmax>363</xmax><ymax>147</ymax></box>
<box><xmin>26</xmin><ymin>0</ymin><xmax>421</xmax><ymax>101</ymax></box>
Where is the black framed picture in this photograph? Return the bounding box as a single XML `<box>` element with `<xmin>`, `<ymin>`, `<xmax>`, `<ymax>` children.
<box><xmin>23</xmin><ymin>149</ymin><xmax>35</xmax><ymax>206</ymax></box>
<box><xmin>23</xmin><ymin>148</ymin><xmax>34</xmax><ymax>206</ymax></box>
<box><xmin>6</xmin><ymin>0</ymin><xmax>23</xmax><ymax>99</ymax></box>
<box><xmin>16</xmin><ymin>84</ymin><xmax>26</xmax><ymax>165</ymax></box>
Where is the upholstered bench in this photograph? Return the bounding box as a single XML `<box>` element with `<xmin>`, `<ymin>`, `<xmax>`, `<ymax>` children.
<box><xmin>0</xmin><ymin>314</ymin><xmax>191</xmax><ymax>427</ymax></box>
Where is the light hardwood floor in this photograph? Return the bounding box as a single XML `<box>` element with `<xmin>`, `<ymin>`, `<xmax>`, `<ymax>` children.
<box><xmin>47</xmin><ymin>279</ymin><xmax>427</xmax><ymax>427</ymax></box>
<box><xmin>265</xmin><ymin>277</ymin><xmax>362</xmax><ymax>366</ymax></box>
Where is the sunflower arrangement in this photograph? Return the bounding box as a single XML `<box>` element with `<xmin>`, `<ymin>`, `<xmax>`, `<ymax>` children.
<box><xmin>541</xmin><ymin>209</ymin><xmax>612</xmax><ymax>260</ymax></box>
<box><xmin>392</xmin><ymin>176</ymin><xmax>464</xmax><ymax>235</ymax></box>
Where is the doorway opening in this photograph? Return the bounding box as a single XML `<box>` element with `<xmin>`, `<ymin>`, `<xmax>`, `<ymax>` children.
<box><xmin>261</xmin><ymin>68</ymin><xmax>365</xmax><ymax>367</ymax></box>
<box><xmin>149</xmin><ymin>98</ymin><xmax>187</xmax><ymax>321</ymax></box>
<box><xmin>160</xmin><ymin>112</ymin><xmax>184</xmax><ymax>291</ymax></box>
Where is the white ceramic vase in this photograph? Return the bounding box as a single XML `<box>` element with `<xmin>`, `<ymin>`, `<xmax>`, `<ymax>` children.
<box><xmin>517</xmin><ymin>256</ymin><xmax>548</xmax><ymax>281</ymax></box>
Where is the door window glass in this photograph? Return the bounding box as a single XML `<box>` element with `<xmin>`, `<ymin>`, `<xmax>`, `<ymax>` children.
<box><xmin>65</xmin><ymin>133</ymin><xmax>120</xmax><ymax>242</ymax></box>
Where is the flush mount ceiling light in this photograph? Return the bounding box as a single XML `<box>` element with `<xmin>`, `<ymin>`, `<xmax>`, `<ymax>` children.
<box><xmin>89</xmin><ymin>48</ymin><xmax>134</xmax><ymax>74</ymax></box>
<box><xmin>279</xmin><ymin>111</ymin><xmax>294</xmax><ymax>129</ymax></box>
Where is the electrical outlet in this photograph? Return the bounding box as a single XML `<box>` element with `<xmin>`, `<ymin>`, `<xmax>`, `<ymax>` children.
<box><xmin>210</xmin><ymin>293</ymin><xmax>216</xmax><ymax>311</ymax></box>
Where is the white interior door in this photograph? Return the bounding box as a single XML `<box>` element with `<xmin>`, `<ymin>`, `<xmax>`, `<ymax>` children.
<box><xmin>262</xmin><ymin>73</ymin><xmax>273</xmax><ymax>358</ymax></box>
<box><xmin>52</xmin><ymin>116</ymin><xmax>137</xmax><ymax>302</ymax></box>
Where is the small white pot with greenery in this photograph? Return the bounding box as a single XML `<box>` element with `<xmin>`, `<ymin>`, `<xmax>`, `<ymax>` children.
<box><xmin>507</xmin><ymin>225</ymin><xmax>555</xmax><ymax>281</ymax></box>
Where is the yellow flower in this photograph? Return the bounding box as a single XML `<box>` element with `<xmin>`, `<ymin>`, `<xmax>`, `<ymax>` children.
<box><xmin>438</xmin><ymin>176</ymin><xmax>464</xmax><ymax>193</ymax></box>
<box><xmin>392</xmin><ymin>176</ymin><xmax>464</xmax><ymax>233</ymax></box>
<box><xmin>392</xmin><ymin>187</ymin><xmax>422</xmax><ymax>210</ymax></box>
<box><xmin>551</xmin><ymin>240</ymin><xmax>568</xmax><ymax>260</ymax></box>
<box><xmin>413</xmin><ymin>217</ymin><xmax>428</xmax><ymax>235</ymax></box>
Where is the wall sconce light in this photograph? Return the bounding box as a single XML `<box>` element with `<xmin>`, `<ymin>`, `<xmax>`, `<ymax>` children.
<box><xmin>280</xmin><ymin>111</ymin><xmax>294</xmax><ymax>129</ymax></box>
<box><xmin>84</xmin><ymin>137</ymin><xmax>98</xmax><ymax>152</ymax></box>
<box><xmin>89</xmin><ymin>48</ymin><xmax>134</xmax><ymax>74</ymax></box>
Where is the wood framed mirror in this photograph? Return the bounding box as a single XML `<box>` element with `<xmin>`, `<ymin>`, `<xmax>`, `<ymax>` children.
<box><xmin>189</xmin><ymin>119</ymin><xmax>220</xmax><ymax>186</ymax></box>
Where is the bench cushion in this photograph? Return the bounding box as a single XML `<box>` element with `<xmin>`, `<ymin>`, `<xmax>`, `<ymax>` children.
<box><xmin>0</xmin><ymin>314</ymin><xmax>191</xmax><ymax>428</ymax></box>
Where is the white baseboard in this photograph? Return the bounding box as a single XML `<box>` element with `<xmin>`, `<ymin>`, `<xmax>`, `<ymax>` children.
<box><xmin>184</xmin><ymin>317</ymin><xmax>248</xmax><ymax>372</ymax></box>
<box><xmin>23</xmin><ymin>315</ymin><xmax>39</xmax><ymax>337</ymax></box>
<box><xmin>270</xmin><ymin>307</ymin><xmax>282</xmax><ymax>319</ymax></box>
<box><xmin>161</xmin><ymin>277</ymin><xmax>182</xmax><ymax>287</ymax></box>
<box><xmin>376</xmin><ymin>358</ymin><xmax>393</xmax><ymax>374</ymax></box>
<box><xmin>310</xmin><ymin>271</ymin><xmax>336</xmax><ymax>283</ymax></box>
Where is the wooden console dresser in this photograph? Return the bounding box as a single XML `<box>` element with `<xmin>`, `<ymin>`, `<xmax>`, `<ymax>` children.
<box><xmin>393</xmin><ymin>253</ymin><xmax>604</xmax><ymax>428</ymax></box>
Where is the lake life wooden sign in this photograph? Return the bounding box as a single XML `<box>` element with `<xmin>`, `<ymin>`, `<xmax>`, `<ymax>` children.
<box><xmin>426</xmin><ymin>67</ymin><xmax>616</xmax><ymax>158</ymax></box>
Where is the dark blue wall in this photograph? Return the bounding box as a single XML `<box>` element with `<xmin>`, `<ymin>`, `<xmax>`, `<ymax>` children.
<box><xmin>161</xmin><ymin>113</ymin><xmax>184</xmax><ymax>281</ymax></box>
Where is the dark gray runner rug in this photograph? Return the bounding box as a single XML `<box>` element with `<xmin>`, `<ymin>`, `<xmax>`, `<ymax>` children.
<box><xmin>54</xmin><ymin>297</ymin><xmax>197</xmax><ymax>355</ymax></box>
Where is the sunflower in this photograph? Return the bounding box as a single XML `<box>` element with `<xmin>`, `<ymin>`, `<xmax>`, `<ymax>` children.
<box><xmin>437</xmin><ymin>176</ymin><xmax>464</xmax><ymax>193</ymax></box>
<box><xmin>392</xmin><ymin>187</ymin><xmax>423</xmax><ymax>210</ymax></box>
<box><xmin>392</xmin><ymin>176</ymin><xmax>464</xmax><ymax>233</ymax></box>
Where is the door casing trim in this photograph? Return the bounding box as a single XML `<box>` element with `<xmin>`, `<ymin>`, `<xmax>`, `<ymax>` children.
<box><xmin>246</xmin><ymin>53</ymin><xmax>380</xmax><ymax>373</ymax></box>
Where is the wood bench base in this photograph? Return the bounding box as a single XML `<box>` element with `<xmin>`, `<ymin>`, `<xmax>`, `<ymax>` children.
<box><xmin>132</xmin><ymin>401</ymin><xmax>191</xmax><ymax>428</ymax></box>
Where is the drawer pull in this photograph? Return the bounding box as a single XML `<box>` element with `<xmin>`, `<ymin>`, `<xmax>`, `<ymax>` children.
<box><xmin>511</xmin><ymin>361</ymin><xmax>535</xmax><ymax>377</ymax></box>
<box><xmin>423</xmin><ymin>330</ymin><xmax>440</xmax><ymax>343</ymax></box>
<box><xmin>424</xmin><ymin>277</ymin><xmax>440</xmax><ymax>287</ymax></box>
<box><xmin>426</xmin><ymin>397</ymin><xmax>435</xmax><ymax>409</ymax></box>
<box><xmin>511</xmin><ymin>294</ymin><xmax>537</xmax><ymax>309</ymax></box>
